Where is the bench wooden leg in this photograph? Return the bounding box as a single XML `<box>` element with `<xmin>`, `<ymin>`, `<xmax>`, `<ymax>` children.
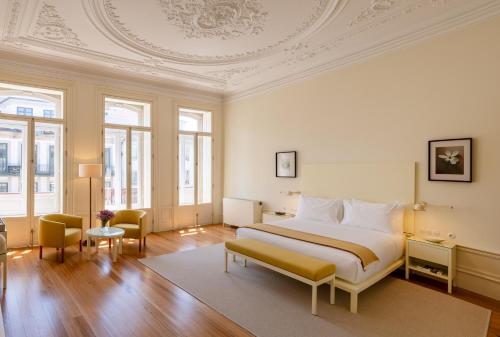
<box><xmin>2</xmin><ymin>255</ymin><xmax>6</xmax><ymax>289</ymax></box>
<box><xmin>311</xmin><ymin>285</ymin><xmax>318</xmax><ymax>315</ymax></box>
<box><xmin>330</xmin><ymin>278</ymin><xmax>335</xmax><ymax>305</ymax></box>
<box><xmin>224</xmin><ymin>250</ymin><xmax>228</xmax><ymax>272</ymax></box>
<box><xmin>350</xmin><ymin>292</ymin><xmax>358</xmax><ymax>314</ymax></box>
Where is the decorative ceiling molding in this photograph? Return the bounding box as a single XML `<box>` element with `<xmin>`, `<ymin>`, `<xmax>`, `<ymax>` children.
<box><xmin>225</xmin><ymin>0</ymin><xmax>500</xmax><ymax>101</ymax></box>
<box><xmin>348</xmin><ymin>0</ymin><xmax>398</xmax><ymax>27</ymax></box>
<box><xmin>33</xmin><ymin>3</ymin><xmax>86</xmax><ymax>47</ymax></box>
<box><xmin>97</xmin><ymin>0</ymin><xmax>337</xmax><ymax>64</ymax></box>
<box><xmin>0</xmin><ymin>0</ymin><xmax>499</xmax><ymax>100</ymax></box>
<box><xmin>158</xmin><ymin>0</ymin><xmax>268</xmax><ymax>40</ymax></box>
<box><xmin>5</xmin><ymin>0</ymin><xmax>22</xmax><ymax>39</ymax></box>
<box><xmin>233</xmin><ymin>0</ymin><xmax>450</xmax><ymax>84</ymax></box>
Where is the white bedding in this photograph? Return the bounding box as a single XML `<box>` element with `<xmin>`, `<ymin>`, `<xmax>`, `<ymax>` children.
<box><xmin>236</xmin><ymin>218</ymin><xmax>404</xmax><ymax>284</ymax></box>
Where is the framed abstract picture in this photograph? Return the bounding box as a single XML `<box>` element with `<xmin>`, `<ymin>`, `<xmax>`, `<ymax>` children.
<box><xmin>276</xmin><ymin>151</ymin><xmax>297</xmax><ymax>178</ymax></box>
<box><xmin>428</xmin><ymin>138</ymin><xmax>472</xmax><ymax>182</ymax></box>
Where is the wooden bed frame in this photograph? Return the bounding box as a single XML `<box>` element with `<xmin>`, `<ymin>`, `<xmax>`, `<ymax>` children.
<box><xmin>300</xmin><ymin>162</ymin><xmax>416</xmax><ymax>313</ymax></box>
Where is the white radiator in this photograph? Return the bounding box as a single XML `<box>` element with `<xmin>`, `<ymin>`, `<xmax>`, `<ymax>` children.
<box><xmin>223</xmin><ymin>197</ymin><xmax>262</xmax><ymax>227</ymax></box>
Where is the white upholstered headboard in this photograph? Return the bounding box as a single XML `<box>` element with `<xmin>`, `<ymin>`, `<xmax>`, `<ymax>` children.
<box><xmin>301</xmin><ymin>162</ymin><xmax>416</xmax><ymax>232</ymax></box>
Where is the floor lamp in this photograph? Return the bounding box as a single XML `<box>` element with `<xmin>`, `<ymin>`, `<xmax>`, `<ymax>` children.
<box><xmin>79</xmin><ymin>164</ymin><xmax>102</xmax><ymax>237</ymax></box>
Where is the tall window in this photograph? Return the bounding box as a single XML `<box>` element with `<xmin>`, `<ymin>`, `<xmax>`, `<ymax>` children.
<box><xmin>104</xmin><ymin>97</ymin><xmax>151</xmax><ymax>210</ymax></box>
<box><xmin>0</xmin><ymin>82</ymin><xmax>64</xmax><ymax>216</ymax></box>
<box><xmin>178</xmin><ymin>108</ymin><xmax>212</xmax><ymax>206</ymax></box>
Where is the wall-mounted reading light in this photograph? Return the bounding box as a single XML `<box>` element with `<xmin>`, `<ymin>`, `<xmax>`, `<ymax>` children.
<box><xmin>413</xmin><ymin>201</ymin><xmax>428</xmax><ymax>211</ymax></box>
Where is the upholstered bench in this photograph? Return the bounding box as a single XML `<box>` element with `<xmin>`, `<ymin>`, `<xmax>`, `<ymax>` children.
<box><xmin>225</xmin><ymin>238</ymin><xmax>336</xmax><ymax>315</ymax></box>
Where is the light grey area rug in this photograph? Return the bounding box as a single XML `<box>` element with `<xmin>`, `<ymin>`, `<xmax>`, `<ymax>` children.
<box><xmin>140</xmin><ymin>244</ymin><xmax>491</xmax><ymax>337</ymax></box>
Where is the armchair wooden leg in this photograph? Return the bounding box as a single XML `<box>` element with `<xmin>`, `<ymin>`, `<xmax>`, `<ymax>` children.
<box><xmin>143</xmin><ymin>237</ymin><xmax>146</xmax><ymax>248</ymax></box>
<box><xmin>61</xmin><ymin>248</ymin><xmax>64</xmax><ymax>263</ymax></box>
<box><xmin>79</xmin><ymin>240</ymin><xmax>82</xmax><ymax>252</ymax></box>
<box><xmin>109</xmin><ymin>239</ymin><xmax>111</xmax><ymax>249</ymax></box>
<box><xmin>139</xmin><ymin>240</ymin><xmax>142</xmax><ymax>253</ymax></box>
<box><xmin>39</xmin><ymin>246</ymin><xmax>43</xmax><ymax>259</ymax></box>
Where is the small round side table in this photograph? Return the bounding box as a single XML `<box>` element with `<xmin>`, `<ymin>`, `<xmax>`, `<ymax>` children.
<box><xmin>86</xmin><ymin>227</ymin><xmax>125</xmax><ymax>262</ymax></box>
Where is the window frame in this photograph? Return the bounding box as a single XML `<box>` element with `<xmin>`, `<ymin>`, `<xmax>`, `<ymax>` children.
<box><xmin>102</xmin><ymin>95</ymin><xmax>153</xmax><ymax>211</ymax></box>
<box><xmin>176</xmin><ymin>106</ymin><xmax>214</xmax><ymax>207</ymax></box>
<box><xmin>0</xmin><ymin>143</ymin><xmax>7</xmax><ymax>172</ymax></box>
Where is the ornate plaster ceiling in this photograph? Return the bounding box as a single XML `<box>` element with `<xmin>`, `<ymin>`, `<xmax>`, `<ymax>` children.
<box><xmin>0</xmin><ymin>0</ymin><xmax>499</xmax><ymax>99</ymax></box>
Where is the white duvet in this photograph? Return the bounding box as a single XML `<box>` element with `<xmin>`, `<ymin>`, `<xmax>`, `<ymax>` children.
<box><xmin>236</xmin><ymin>218</ymin><xmax>404</xmax><ymax>284</ymax></box>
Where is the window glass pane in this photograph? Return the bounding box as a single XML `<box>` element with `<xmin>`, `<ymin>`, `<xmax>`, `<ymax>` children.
<box><xmin>104</xmin><ymin>128</ymin><xmax>127</xmax><ymax>210</ymax></box>
<box><xmin>0</xmin><ymin>82</ymin><xmax>63</xmax><ymax>119</ymax></box>
<box><xmin>179</xmin><ymin>108</ymin><xmax>211</xmax><ymax>132</ymax></box>
<box><xmin>179</xmin><ymin>134</ymin><xmax>194</xmax><ymax>206</ymax></box>
<box><xmin>105</xmin><ymin>97</ymin><xmax>150</xmax><ymax>127</ymax></box>
<box><xmin>131</xmin><ymin>131</ymin><xmax>151</xmax><ymax>209</ymax></box>
<box><xmin>0</xmin><ymin>119</ymin><xmax>27</xmax><ymax>215</ymax></box>
<box><xmin>34</xmin><ymin>123</ymin><xmax>63</xmax><ymax>215</ymax></box>
<box><xmin>197</xmin><ymin>135</ymin><xmax>212</xmax><ymax>204</ymax></box>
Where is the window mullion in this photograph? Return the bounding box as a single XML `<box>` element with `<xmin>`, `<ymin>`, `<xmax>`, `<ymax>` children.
<box><xmin>127</xmin><ymin>127</ymin><xmax>132</xmax><ymax>209</ymax></box>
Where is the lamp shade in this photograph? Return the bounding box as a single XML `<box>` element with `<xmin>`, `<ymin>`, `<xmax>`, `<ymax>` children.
<box><xmin>79</xmin><ymin>164</ymin><xmax>102</xmax><ymax>178</ymax></box>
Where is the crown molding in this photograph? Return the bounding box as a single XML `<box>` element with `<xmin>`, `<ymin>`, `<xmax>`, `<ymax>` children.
<box><xmin>0</xmin><ymin>53</ymin><xmax>223</xmax><ymax>104</ymax></box>
<box><xmin>223</xmin><ymin>1</ymin><xmax>500</xmax><ymax>103</ymax></box>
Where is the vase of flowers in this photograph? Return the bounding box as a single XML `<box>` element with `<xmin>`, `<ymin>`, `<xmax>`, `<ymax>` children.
<box><xmin>96</xmin><ymin>210</ymin><xmax>115</xmax><ymax>228</ymax></box>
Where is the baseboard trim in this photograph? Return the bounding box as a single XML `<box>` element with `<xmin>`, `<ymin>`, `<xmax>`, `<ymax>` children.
<box><xmin>455</xmin><ymin>245</ymin><xmax>500</xmax><ymax>301</ymax></box>
<box><xmin>457</xmin><ymin>245</ymin><xmax>500</xmax><ymax>260</ymax></box>
<box><xmin>457</xmin><ymin>266</ymin><xmax>500</xmax><ymax>285</ymax></box>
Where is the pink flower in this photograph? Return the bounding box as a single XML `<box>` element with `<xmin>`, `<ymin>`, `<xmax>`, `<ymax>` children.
<box><xmin>96</xmin><ymin>210</ymin><xmax>115</xmax><ymax>222</ymax></box>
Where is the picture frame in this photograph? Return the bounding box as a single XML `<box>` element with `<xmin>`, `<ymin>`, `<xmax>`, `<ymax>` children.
<box><xmin>428</xmin><ymin>138</ymin><xmax>472</xmax><ymax>182</ymax></box>
<box><xmin>276</xmin><ymin>151</ymin><xmax>297</xmax><ymax>178</ymax></box>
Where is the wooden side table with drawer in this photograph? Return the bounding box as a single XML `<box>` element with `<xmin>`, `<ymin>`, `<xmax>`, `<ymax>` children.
<box><xmin>405</xmin><ymin>236</ymin><xmax>456</xmax><ymax>293</ymax></box>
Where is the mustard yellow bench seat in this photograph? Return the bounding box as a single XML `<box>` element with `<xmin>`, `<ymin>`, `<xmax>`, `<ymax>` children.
<box><xmin>224</xmin><ymin>238</ymin><xmax>336</xmax><ymax>315</ymax></box>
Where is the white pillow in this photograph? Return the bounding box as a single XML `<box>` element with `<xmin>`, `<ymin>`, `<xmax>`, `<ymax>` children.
<box><xmin>340</xmin><ymin>199</ymin><xmax>353</xmax><ymax>225</ymax></box>
<box><xmin>347</xmin><ymin>199</ymin><xmax>405</xmax><ymax>234</ymax></box>
<box><xmin>296</xmin><ymin>196</ymin><xmax>342</xmax><ymax>224</ymax></box>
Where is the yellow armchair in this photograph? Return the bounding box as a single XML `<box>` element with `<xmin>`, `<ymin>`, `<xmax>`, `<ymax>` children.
<box><xmin>109</xmin><ymin>210</ymin><xmax>147</xmax><ymax>252</ymax></box>
<box><xmin>39</xmin><ymin>214</ymin><xmax>83</xmax><ymax>263</ymax></box>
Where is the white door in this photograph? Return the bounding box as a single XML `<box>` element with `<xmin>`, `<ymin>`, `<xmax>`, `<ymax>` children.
<box><xmin>0</xmin><ymin>119</ymin><xmax>64</xmax><ymax>247</ymax></box>
<box><xmin>0</xmin><ymin>82</ymin><xmax>65</xmax><ymax>248</ymax></box>
<box><xmin>0</xmin><ymin>118</ymin><xmax>31</xmax><ymax>246</ymax></box>
<box><xmin>177</xmin><ymin>133</ymin><xmax>213</xmax><ymax>227</ymax></box>
<box><xmin>102</xmin><ymin>96</ymin><xmax>153</xmax><ymax>230</ymax></box>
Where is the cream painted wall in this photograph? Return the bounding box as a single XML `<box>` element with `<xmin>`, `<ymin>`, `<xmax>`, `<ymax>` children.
<box><xmin>224</xmin><ymin>15</ymin><xmax>500</xmax><ymax>255</ymax></box>
<box><xmin>0</xmin><ymin>60</ymin><xmax>223</xmax><ymax>246</ymax></box>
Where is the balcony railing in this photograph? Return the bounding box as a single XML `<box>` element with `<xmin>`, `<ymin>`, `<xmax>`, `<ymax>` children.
<box><xmin>35</xmin><ymin>164</ymin><xmax>54</xmax><ymax>176</ymax></box>
<box><xmin>0</xmin><ymin>165</ymin><xmax>21</xmax><ymax>176</ymax></box>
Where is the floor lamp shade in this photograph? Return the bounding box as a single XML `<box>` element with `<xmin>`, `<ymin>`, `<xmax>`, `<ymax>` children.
<box><xmin>79</xmin><ymin>164</ymin><xmax>102</xmax><ymax>178</ymax></box>
<box><xmin>79</xmin><ymin>164</ymin><xmax>102</xmax><ymax>231</ymax></box>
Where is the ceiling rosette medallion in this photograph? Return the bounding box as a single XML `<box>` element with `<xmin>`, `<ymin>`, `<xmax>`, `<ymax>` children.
<box><xmin>158</xmin><ymin>0</ymin><xmax>268</xmax><ymax>39</ymax></box>
<box><xmin>89</xmin><ymin>0</ymin><xmax>340</xmax><ymax>64</ymax></box>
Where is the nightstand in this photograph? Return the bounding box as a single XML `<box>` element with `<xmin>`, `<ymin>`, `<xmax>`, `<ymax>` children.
<box><xmin>405</xmin><ymin>236</ymin><xmax>456</xmax><ymax>293</ymax></box>
<box><xmin>262</xmin><ymin>211</ymin><xmax>294</xmax><ymax>223</ymax></box>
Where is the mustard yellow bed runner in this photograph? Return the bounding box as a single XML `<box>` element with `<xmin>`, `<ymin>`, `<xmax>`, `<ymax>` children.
<box><xmin>243</xmin><ymin>223</ymin><xmax>379</xmax><ymax>270</ymax></box>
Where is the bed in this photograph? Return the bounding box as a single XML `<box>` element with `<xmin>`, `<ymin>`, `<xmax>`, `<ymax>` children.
<box><xmin>238</xmin><ymin>162</ymin><xmax>416</xmax><ymax>313</ymax></box>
